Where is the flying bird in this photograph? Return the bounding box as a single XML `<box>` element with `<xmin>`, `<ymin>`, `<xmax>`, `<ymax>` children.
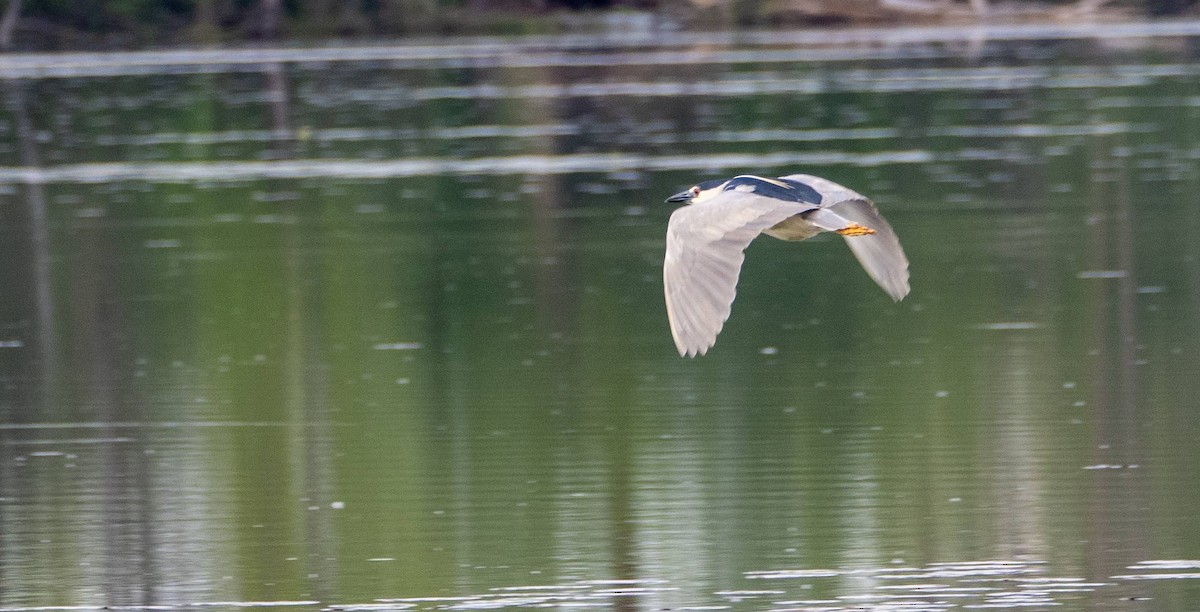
<box><xmin>663</xmin><ymin>173</ymin><xmax>910</xmax><ymax>357</ymax></box>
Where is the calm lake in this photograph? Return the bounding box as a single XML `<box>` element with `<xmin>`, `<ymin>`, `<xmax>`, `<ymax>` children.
<box><xmin>2</xmin><ymin>22</ymin><xmax>1200</xmax><ymax>611</ymax></box>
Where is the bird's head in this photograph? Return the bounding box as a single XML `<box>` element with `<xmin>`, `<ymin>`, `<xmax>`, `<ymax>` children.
<box><xmin>666</xmin><ymin>179</ymin><xmax>725</xmax><ymax>205</ymax></box>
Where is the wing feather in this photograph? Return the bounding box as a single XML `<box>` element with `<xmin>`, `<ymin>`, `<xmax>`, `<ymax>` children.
<box><xmin>664</xmin><ymin>191</ymin><xmax>815</xmax><ymax>357</ymax></box>
<box><xmin>777</xmin><ymin>173</ymin><xmax>865</xmax><ymax>203</ymax></box>
<box><xmin>779</xmin><ymin>173</ymin><xmax>910</xmax><ymax>301</ymax></box>
<box><xmin>826</xmin><ymin>198</ymin><xmax>910</xmax><ymax>301</ymax></box>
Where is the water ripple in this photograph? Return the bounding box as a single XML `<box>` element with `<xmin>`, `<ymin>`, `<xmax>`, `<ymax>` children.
<box><xmin>0</xmin><ymin>150</ymin><xmax>934</xmax><ymax>184</ymax></box>
<box><xmin>3</xmin><ymin>21</ymin><xmax>1200</xmax><ymax>78</ymax></box>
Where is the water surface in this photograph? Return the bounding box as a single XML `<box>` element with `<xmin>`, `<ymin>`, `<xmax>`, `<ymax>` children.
<box><xmin>1</xmin><ymin>23</ymin><xmax>1199</xmax><ymax>610</ymax></box>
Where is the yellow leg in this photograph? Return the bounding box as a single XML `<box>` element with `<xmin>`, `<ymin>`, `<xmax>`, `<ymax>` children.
<box><xmin>835</xmin><ymin>223</ymin><xmax>877</xmax><ymax>237</ymax></box>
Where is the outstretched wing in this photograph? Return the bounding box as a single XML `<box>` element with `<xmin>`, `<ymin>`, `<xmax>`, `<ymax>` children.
<box><xmin>779</xmin><ymin>174</ymin><xmax>910</xmax><ymax>302</ymax></box>
<box><xmin>664</xmin><ymin>191</ymin><xmax>815</xmax><ymax>357</ymax></box>
<box><xmin>826</xmin><ymin>198</ymin><xmax>910</xmax><ymax>301</ymax></box>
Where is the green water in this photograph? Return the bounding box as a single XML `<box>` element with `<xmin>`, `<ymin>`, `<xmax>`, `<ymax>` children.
<box><xmin>1</xmin><ymin>26</ymin><xmax>1200</xmax><ymax>610</ymax></box>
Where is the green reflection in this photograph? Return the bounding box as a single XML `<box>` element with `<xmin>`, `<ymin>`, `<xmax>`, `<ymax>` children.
<box><xmin>1</xmin><ymin>35</ymin><xmax>1200</xmax><ymax>610</ymax></box>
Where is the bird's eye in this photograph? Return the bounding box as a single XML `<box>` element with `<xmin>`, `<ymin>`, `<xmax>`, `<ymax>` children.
<box><xmin>691</xmin><ymin>187</ymin><xmax>700</xmax><ymax>196</ymax></box>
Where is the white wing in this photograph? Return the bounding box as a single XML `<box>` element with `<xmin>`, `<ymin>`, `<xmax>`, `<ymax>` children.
<box><xmin>664</xmin><ymin>191</ymin><xmax>815</xmax><ymax>357</ymax></box>
<box><xmin>827</xmin><ymin>198</ymin><xmax>910</xmax><ymax>301</ymax></box>
<box><xmin>779</xmin><ymin>174</ymin><xmax>910</xmax><ymax>302</ymax></box>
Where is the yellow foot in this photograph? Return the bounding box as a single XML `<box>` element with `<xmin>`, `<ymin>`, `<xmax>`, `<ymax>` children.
<box><xmin>835</xmin><ymin>223</ymin><xmax>877</xmax><ymax>237</ymax></box>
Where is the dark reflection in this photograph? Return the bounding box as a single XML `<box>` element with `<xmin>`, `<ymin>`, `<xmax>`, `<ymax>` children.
<box><xmin>0</xmin><ymin>0</ymin><xmax>19</xmax><ymax>51</ymax></box>
<box><xmin>1082</xmin><ymin>135</ymin><xmax>1150</xmax><ymax>599</ymax></box>
<box><xmin>5</xmin><ymin>78</ymin><xmax>165</xmax><ymax>608</ymax></box>
<box><xmin>269</xmin><ymin>60</ymin><xmax>340</xmax><ymax>603</ymax></box>
<box><xmin>3</xmin><ymin>80</ymin><xmax>56</xmax><ymax>416</ymax></box>
<box><xmin>2</xmin><ymin>34</ymin><xmax>1200</xmax><ymax>610</ymax></box>
<box><xmin>264</xmin><ymin>62</ymin><xmax>295</xmax><ymax>159</ymax></box>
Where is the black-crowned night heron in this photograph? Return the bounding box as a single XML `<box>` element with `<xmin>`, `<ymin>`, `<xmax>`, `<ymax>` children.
<box><xmin>663</xmin><ymin>173</ymin><xmax>910</xmax><ymax>357</ymax></box>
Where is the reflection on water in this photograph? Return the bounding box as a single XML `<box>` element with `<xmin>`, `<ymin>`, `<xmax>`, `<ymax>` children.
<box><xmin>2</xmin><ymin>23</ymin><xmax>1200</xmax><ymax>611</ymax></box>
